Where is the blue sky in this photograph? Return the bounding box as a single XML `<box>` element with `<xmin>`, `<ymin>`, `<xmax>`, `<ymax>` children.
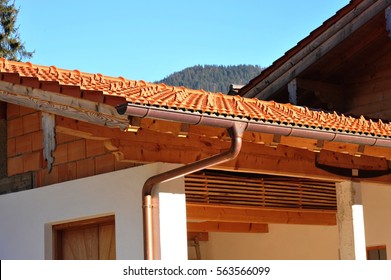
<box><xmin>14</xmin><ymin>0</ymin><xmax>349</xmax><ymax>82</ymax></box>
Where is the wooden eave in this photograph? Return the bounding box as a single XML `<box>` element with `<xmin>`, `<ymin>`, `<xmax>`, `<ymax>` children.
<box><xmin>56</xmin><ymin>115</ymin><xmax>391</xmax><ymax>184</ymax></box>
<box><xmin>240</xmin><ymin>0</ymin><xmax>391</xmax><ymax>100</ymax></box>
<box><xmin>0</xmin><ymin>80</ymin><xmax>129</xmax><ymax>130</ymax></box>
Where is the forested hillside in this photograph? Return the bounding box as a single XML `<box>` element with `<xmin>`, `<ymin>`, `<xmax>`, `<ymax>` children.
<box><xmin>156</xmin><ymin>65</ymin><xmax>263</xmax><ymax>93</ymax></box>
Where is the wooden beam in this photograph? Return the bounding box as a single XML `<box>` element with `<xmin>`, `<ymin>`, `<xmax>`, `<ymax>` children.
<box><xmin>317</xmin><ymin>149</ymin><xmax>389</xmax><ymax>171</ymax></box>
<box><xmin>186</xmin><ymin>203</ymin><xmax>337</xmax><ymax>226</ymax></box>
<box><xmin>187</xmin><ymin>221</ymin><xmax>269</xmax><ymax>233</ymax></box>
<box><xmin>245</xmin><ymin>0</ymin><xmax>391</xmax><ymax>100</ymax></box>
<box><xmin>0</xmin><ymin>80</ymin><xmax>128</xmax><ymax>130</ymax></box>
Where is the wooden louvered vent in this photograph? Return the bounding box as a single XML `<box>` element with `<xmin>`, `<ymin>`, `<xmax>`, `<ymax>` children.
<box><xmin>185</xmin><ymin>171</ymin><xmax>336</xmax><ymax>210</ymax></box>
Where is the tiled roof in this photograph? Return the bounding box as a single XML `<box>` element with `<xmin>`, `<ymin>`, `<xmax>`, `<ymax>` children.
<box><xmin>1</xmin><ymin>58</ymin><xmax>391</xmax><ymax>138</ymax></box>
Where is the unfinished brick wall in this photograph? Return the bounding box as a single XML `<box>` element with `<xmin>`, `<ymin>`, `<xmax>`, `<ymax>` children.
<box><xmin>6</xmin><ymin>103</ymin><xmax>138</xmax><ymax>188</ymax></box>
<box><xmin>7</xmin><ymin>104</ymin><xmax>43</xmax><ymax>177</ymax></box>
<box><xmin>0</xmin><ymin>102</ymin><xmax>6</xmax><ymax>178</ymax></box>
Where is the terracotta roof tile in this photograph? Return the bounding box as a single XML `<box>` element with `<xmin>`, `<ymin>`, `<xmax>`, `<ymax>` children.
<box><xmin>1</xmin><ymin>58</ymin><xmax>391</xmax><ymax>138</ymax></box>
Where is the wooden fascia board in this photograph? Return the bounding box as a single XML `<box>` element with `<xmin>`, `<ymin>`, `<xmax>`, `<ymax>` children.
<box><xmin>186</xmin><ymin>203</ymin><xmax>337</xmax><ymax>226</ymax></box>
<box><xmin>0</xmin><ymin>80</ymin><xmax>129</xmax><ymax>130</ymax></box>
<box><xmin>244</xmin><ymin>0</ymin><xmax>391</xmax><ymax>100</ymax></box>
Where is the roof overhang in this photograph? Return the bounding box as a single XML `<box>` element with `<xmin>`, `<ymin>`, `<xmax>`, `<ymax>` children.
<box><xmin>0</xmin><ymin>80</ymin><xmax>129</xmax><ymax>130</ymax></box>
<box><xmin>240</xmin><ymin>0</ymin><xmax>391</xmax><ymax>99</ymax></box>
<box><xmin>116</xmin><ymin>102</ymin><xmax>391</xmax><ymax>148</ymax></box>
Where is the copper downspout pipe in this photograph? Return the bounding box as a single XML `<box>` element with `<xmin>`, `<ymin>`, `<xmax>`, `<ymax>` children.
<box><xmin>142</xmin><ymin>122</ymin><xmax>246</xmax><ymax>260</ymax></box>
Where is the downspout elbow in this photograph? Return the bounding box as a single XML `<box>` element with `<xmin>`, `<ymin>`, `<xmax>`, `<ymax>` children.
<box><xmin>142</xmin><ymin>122</ymin><xmax>246</xmax><ymax>260</ymax></box>
<box><xmin>142</xmin><ymin>122</ymin><xmax>245</xmax><ymax>197</ymax></box>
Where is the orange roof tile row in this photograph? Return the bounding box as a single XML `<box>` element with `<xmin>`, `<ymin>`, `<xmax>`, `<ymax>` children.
<box><xmin>1</xmin><ymin>58</ymin><xmax>391</xmax><ymax>138</ymax></box>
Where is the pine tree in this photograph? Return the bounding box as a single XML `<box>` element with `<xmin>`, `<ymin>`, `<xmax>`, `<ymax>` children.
<box><xmin>0</xmin><ymin>0</ymin><xmax>33</xmax><ymax>61</ymax></box>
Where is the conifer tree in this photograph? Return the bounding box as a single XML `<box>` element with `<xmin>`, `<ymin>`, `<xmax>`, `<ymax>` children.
<box><xmin>156</xmin><ymin>65</ymin><xmax>263</xmax><ymax>93</ymax></box>
<box><xmin>0</xmin><ymin>0</ymin><xmax>33</xmax><ymax>60</ymax></box>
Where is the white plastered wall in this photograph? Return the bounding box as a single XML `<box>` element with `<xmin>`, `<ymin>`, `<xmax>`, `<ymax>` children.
<box><xmin>192</xmin><ymin>224</ymin><xmax>339</xmax><ymax>260</ymax></box>
<box><xmin>0</xmin><ymin>162</ymin><xmax>187</xmax><ymax>260</ymax></box>
<box><xmin>361</xmin><ymin>182</ymin><xmax>391</xmax><ymax>258</ymax></box>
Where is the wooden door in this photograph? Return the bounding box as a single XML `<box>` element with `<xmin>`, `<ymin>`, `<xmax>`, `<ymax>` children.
<box><xmin>53</xmin><ymin>215</ymin><xmax>116</xmax><ymax>260</ymax></box>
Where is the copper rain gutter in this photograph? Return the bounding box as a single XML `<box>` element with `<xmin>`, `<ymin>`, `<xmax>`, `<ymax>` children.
<box><xmin>117</xmin><ymin>104</ymin><xmax>391</xmax><ymax>148</ymax></box>
<box><xmin>116</xmin><ymin>103</ymin><xmax>391</xmax><ymax>260</ymax></box>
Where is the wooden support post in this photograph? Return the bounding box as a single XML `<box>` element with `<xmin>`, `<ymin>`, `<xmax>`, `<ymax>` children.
<box><xmin>336</xmin><ymin>181</ymin><xmax>366</xmax><ymax>260</ymax></box>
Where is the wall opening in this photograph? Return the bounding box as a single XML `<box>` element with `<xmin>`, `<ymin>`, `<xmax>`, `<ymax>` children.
<box><xmin>367</xmin><ymin>245</ymin><xmax>387</xmax><ymax>260</ymax></box>
<box><xmin>52</xmin><ymin>215</ymin><xmax>116</xmax><ymax>260</ymax></box>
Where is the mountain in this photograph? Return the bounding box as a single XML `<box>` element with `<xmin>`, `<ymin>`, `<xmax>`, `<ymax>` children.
<box><xmin>155</xmin><ymin>64</ymin><xmax>263</xmax><ymax>93</ymax></box>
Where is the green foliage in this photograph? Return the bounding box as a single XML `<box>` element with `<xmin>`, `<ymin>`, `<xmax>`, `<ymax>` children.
<box><xmin>156</xmin><ymin>64</ymin><xmax>263</xmax><ymax>93</ymax></box>
<box><xmin>0</xmin><ymin>0</ymin><xmax>33</xmax><ymax>61</ymax></box>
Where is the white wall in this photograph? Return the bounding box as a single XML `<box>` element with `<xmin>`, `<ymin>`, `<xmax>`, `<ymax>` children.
<box><xmin>362</xmin><ymin>182</ymin><xmax>391</xmax><ymax>258</ymax></box>
<box><xmin>193</xmin><ymin>224</ymin><xmax>339</xmax><ymax>260</ymax></box>
<box><xmin>0</xmin><ymin>162</ymin><xmax>187</xmax><ymax>260</ymax></box>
